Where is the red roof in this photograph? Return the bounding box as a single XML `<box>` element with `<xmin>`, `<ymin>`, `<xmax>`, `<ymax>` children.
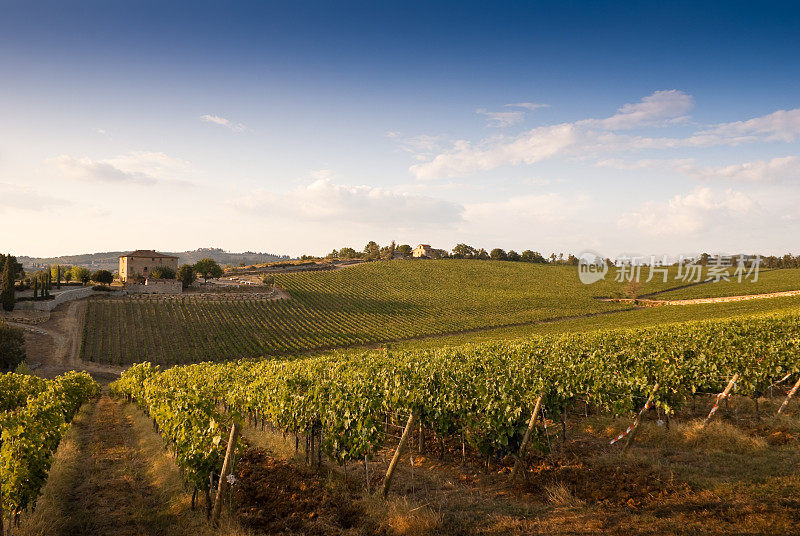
<box><xmin>119</xmin><ymin>250</ymin><xmax>178</xmax><ymax>259</ymax></box>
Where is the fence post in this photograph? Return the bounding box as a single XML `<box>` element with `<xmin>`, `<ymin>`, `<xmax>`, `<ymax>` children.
<box><xmin>623</xmin><ymin>383</ymin><xmax>659</xmax><ymax>452</ymax></box>
<box><xmin>511</xmin><ymin>393</ymin><xmax>544</xmax><ymax>480</ymax></box>
<box><xmin>381</xmin><ymin>412</ymin><xmax>416</xmax><ymax>498</ymax></box>
<box><xmin>702</xmin><ymin>374</ymin><xmax>739</xmax><ymax>428</ymax></box>
<box><xmin>211</xmin><ymin>422</ymin><xmax>241</xmax><ymax>527</ymax></box>
<box><xmin>778</xmin><ymin>376</ymin><xmax>800</xmax><ymax>415</ymax></box>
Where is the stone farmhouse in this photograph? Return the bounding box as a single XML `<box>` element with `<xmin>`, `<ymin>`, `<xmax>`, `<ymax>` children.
<box><xmin>118</xmin><ymin>250</ymin><xmax>178</xmax><ymax>282</ymax></box>
<box><xmin>412</xmin><ymin>244</ymin><xmax>448</xmax><ymax>259</ymax></box>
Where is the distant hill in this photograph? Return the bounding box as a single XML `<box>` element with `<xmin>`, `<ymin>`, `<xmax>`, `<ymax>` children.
<box><xmin>19</xmin><ymin>248</ymin><xmax>291</xmax><ymax>272</ymax></box>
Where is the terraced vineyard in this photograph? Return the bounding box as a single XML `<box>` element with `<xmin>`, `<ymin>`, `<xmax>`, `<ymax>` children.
<box><xmin>80</xmin><ymin>260</ymin><xmax>776</xmax><ymax>365</ymax></box>
<box><xmin>79</xmin><ymin>261</ymin><xmax>629</xmax><ymax>364</ymax></box>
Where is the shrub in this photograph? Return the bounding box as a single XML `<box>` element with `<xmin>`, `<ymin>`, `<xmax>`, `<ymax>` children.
<box><xmin>91</xmin><ymin>270</ymin><xmax>113</xmax><ymax>285</ymax></box>
<box><xmin>176</xmin><ymin>264</ymin><xmax>197</xmax><ymax>289</ymax></box>
<box><xmin>150</xmin><ymin>266</ymin><xmax>176</xmax><ymax>280</ymax></box>
<box><xmin>0</xmin><ymin>321</ymin><xmax>26</xmax><ymax>371</ymax></box>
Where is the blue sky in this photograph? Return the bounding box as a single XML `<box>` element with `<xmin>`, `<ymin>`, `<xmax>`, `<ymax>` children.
<box><xmin>1</xmin><ymin>1</ymin><xmax>799</xmax><ymax>258</ymax></box>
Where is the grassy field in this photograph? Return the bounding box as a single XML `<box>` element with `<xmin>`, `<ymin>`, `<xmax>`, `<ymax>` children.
<box><xmin>80</xmin><ymin>260</ymin><xmax>800</xmax><ymax>364</ymax></box>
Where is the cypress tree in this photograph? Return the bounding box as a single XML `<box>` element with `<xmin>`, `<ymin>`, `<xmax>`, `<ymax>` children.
<box><xmin>1</xmin><ymin>255</ymin><xmax>14</xmax><ymax>311</ymax></box>
<box><xmin>33</xmin><ymin>279</ymin><xmax>38</xmax><ymax>299</ymax></box>
<box><xmin>56</xmin><ymin>265</ymin><xmax>61</xmax><ymax>289</ymax></box>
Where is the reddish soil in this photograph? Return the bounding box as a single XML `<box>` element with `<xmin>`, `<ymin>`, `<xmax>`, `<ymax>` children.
<box><xmin>234</xmin><ymin>449</ymin><xmax>365</xmax><ymax>535</ymax></box>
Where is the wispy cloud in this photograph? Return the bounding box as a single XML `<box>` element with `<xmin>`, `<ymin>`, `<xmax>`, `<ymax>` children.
<box><xmin>229</xmin><ymin>177</ymin><xmax>463</xmax><ymax>226</ymax></box>
<box><xmin>0</xmin><ymin>182</ymin><xmax>71</xmax><ymax>212</ymax></box>
<box><xmin>696</xmin><ymin>108</ymin><xmax>800</xmax><ymax>143</ymax></box>
<box><xmin>408</xmin><ymin>90</ymin><xmax>800</xmax><ymax>180</ymax></box>
<box><xmin>506</xmin><ymin>102</ymin><xmax>550</xmax><ymax>111</ymax></box>
<box><xmin>618</xmin><ymin>186</ymin><xmax>754</xmax><ymax>235</ymax></box>
<box><xmin>578</xmin><ymin>90</ymin><xmax>693</xmax><ymax>130</ymax></box>
<box><xmin>597</xmin><ymin>155</ymin><xmax>800</xmax><ymax>183</ymax></box>
<box><xmin>48</xmin><ymin>151</ymin><xmax>193</xmax><ymax>186</ymax></box>
<box><xmin>200</xmin><ymin>114</ymin><xmax>247</xmax><ymax>132</ymax></box>
<box><xmin>476</xmin><ymin>109</ymin><xmax>525</xmax><ymax>128</ymax></box>
<box><xmin>680</xmin><ymin>156</ymin><xmax>800</xmax><ymax>183</ymax></box>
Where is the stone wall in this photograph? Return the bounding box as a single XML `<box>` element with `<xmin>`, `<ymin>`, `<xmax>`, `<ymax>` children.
<box><xmin>125</xmin><ymin>278</ymin><xmax>182</xmax><ymax>295</ymax></box>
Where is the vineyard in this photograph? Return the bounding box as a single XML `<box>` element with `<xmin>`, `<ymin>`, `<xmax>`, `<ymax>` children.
<box><xmin>111</xmin><ymin>310</ymin><xmax>800</xmax><ymax>503</ymax></box>
<box><xmin>0</xmin><ymin>371</ymin><xmax>99</xmax><ymax>530</ymax></box>
<box><xmin>81</xmin><ymin>260</ymin><xmax>712</xmax><ymax>365</ymax></box>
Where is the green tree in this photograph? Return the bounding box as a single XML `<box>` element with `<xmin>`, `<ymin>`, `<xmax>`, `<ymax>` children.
<box><xmin>363</xmin><ymin>241</ymin><xmax>380</xmax><ymax>261</ymax></box>
<box><xmin>451</xmin><ymin>244</ymin><xmax>476</xmax><ymax>259</ymax></box>
<box><xmin>521</xmin><ymin>250</ymin><xmax>546</xmax><ymax>263</ymax></box>
<box><xmin>490</xmin><ymin>248</ymin><xmax>508</xmax><ymax>261</ymax></box>
<box><xmin>476</xmin><ymin>248</ymin><xmax>489</xmax><ymax>260</ymax></box>
<box><xmin>52</xmin><ymin>264</ymin><xmax>62</xmax><ymax>289</ymax></box>
<box><xmin>72</xmin><ymin>266</ymin><xmax>91</xmax><ymax>285</ymax></box>
<box><xmin>338</xmin><ymin>247</ymin><xmax>358</xmax><ymax>259</ymax></box>
<box><xmin>380</xmin><ymin>241</ymin><xmax>397</xmax><ymax>260</ymax></box>
<box><xmin>1</xmin><ymin>254</ymin><xmax>15</xmax><ymax>311</ymax></box>
<box><xmin>63</xmin><ymin>266</ymin><xmax>73</xmax><ymax>282</ymax></box>
<box><xmin>91</xmin><ymin>270</ymin><xmax>114</xmax><ymax>286</ymax></box>
<box><xmin>261</xmin><ymin>274</ymin><xmax>275</xmax><ymax>287</ymax></box>
<box><xmin>397</xmin><ymin>244</ymin><xmax>412</xmax><ymax>257</ymax></box>
<box><xmin>507</xmin><ymin>250</ymin><xmax>520</xmax><ymax>262</ymax></box>
<box><xmin>0</xmin><ymin>321</ymin><xmax>26</xmax><ymax>371</ymax></box>
<box><xmin>0</xmin><ymin>254</ymin><xmax>23</xmax><ymax>281</ymax></box>
<box><xmin>176</xmin><ymin>264</ymin><xmax>197</xmax><ymax>289</ymax></box>
<box><xmin>194</xmin><ymin>258</ymin><xmax>223</xmax><ymax>283</ymax></box>
<box><xmin>150</xmin><ymin>266</ymin><xmax>176</xmax><ymax>280</ymax></box>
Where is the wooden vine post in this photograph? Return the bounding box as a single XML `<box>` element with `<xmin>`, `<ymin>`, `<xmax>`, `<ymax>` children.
<box><xmin>623</xmin><ymin>382</ymin><xmax>659</xmax><ymax>452</ymax></box>
<box><xmin>511</xmin><ymin>393</ymin><xmax>544</xmax><ymax>480</ymax></box>
<box><xmin>777</xmin><ymin>375</ymin><xmax>800</xmax><ymax>415</ymax></box>
<box><xmin>211</xmin><ymin>422</ymin><xmax>241</xmax><ymax>527</ymax></box>
<box><xmin>381</xmin><ymin>412</ymin><xmax>416</xmax><ymax>498</ymax></box>
<box><xmin>702</xmin><ymin>374</ymin><xmax>738</xmax><ymax>428</ymax></box>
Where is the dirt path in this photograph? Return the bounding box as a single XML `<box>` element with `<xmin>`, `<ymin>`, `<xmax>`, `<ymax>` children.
<box><xmin>55</xmin><ymin>395</ymin><xmax>177</xmax><ymax>536</ymax></box>
<box><xmin>7</xmin><ymin>300</ymin><xmax>122</xmax><ymax>380</ymax></box>
<box><xmin>603</xmin><ymin>288</ymin><xmax>800</xmax><ymax>306</ymax></box>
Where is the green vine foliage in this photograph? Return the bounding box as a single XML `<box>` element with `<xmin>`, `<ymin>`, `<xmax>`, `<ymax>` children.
<box><xmin>112</xmin><ymin>312</ymin><xmax>800</xmax><ymax>478</ymax></box>
<box><xmin>0</xmin><ymin>371</ymin><xmax>99</xmax><ymax>518</ymax></box>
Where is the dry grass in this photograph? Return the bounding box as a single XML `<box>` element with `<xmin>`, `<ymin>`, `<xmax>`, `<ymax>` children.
<box><xmin>16</xmin><ymin>403</ymin><xmax>90</xmax><ymax>535</ymax></box>
<box><xmin>363</xmin><ymin>495</ymin><xmax>442</xmax><ymax>536</ymax></box>
<box><xmin>635</xmin><ymin>419</ymin><xmax>768</xmax><ymax>454</ymax></box>
<box><xmin>543</xmin><ymin>481</ymin><xmax>585</xmax><ymax>507</ymax></box>
<box><xmin>17</xmin><ymin>395</ymin><xmax>250</xmax><ymax>536</ymax></box>
<box><xmin>122</xmin><ymin>401</ymin><xmax>249</xmax><ymax>536</ymax></box>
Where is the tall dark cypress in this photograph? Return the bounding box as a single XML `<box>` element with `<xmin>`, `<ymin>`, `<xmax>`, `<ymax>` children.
<box><xmin>1</xmin><ymin>254</ymin><xmax>15</xmax><ymax>311</ymax></box>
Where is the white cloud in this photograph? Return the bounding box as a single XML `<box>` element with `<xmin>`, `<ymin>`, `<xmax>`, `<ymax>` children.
<box><xmin>579</xmin><ymin>90</ymin><xmax>693</xmax><ymax>131</ymax></box>
<box><xmin>0</xmin><ymin>183</ymin><xmax>70</xmax><ymax>212</ymax></box>
<box><xmin>464</xmin><ymin>192</ymin><xmax>586</xmax><ymax>224</ymax></box>
<box><xmin>200</xmin><ymin>114</ymin><xmax>247</xmax><ymax>132</ymax></box>
<box><xmin>229</xmin><ymin>177</ymin><xmax>464</xmax><ymax>226</ymax></box>
<box><xmin>599</xmin><ymin>155</ymin><xmax>800</xmax><ymax>183</ymax></box>
<box><xmin>476</xmin><ymin>109</ymin><xmax>525</xmax><ymax>128</ymax></box>
<box><xmin>410</xmin><ymin>90</ymin><xmax>800</xmax><ymax>180</ymax></box>
<box><xmin>411</xmin><ymin>123</ymin><xmax>581</xmax><ymax>180</ymax></box>
<box><xmin>679</xmin><ymin>156</ymin><xmax>800</xmax><ymax>183</ymax></box>
<box><xmin>595</xmin><ymin>158</ymin><xmax>695</xmax><ymax>170</ymax></box>
<box><xmin>698</xmin><ymin>108</ymin><xmax>800</xmax><ymax>143</ymax></box>
<box><xmin>618</xmin><ymin>187</ymin><xmax>755</xmax><ymax>235</ymax></box>
<box><xmin>48</xmin><ymin>151</ymin><xmax>193</xmax><ymax>186</ymax></box>
<box><xmin>506</xmin><ymin>102</ymin><xmax>550</xmax><ymax>111</ymax></box>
